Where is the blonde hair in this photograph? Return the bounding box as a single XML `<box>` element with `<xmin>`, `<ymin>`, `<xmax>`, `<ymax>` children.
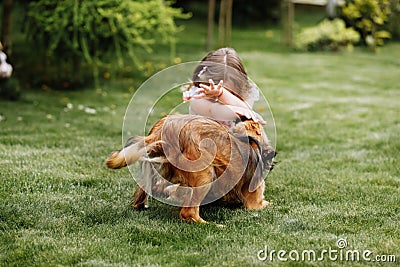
<box><xmin>192</xmin><ymin>48</ymin><xmax>251</xmax><ymax>100</ymax></box>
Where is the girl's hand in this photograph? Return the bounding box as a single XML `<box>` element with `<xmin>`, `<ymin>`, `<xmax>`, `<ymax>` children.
<box><xmin>191</xmin><ymin>79</ymin><xmax>223</xmax><ymax>99</ymax></box>
<box><xmin>182</xmin><ymin>86</ymin><xmax>200</xmax><ymax>102</ymax></box>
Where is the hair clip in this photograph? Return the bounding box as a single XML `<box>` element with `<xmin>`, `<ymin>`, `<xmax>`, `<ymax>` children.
<box><xmin>197</xmin><ymin>66</ymin><xmax>207</xmax><ymax>78</ymax></box>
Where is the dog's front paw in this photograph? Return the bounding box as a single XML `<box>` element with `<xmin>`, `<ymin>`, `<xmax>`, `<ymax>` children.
<box><xmin>245</xmin><ymin>199</ymin><xmax>272</xmax><ymax>210</ymax></box>
<box><xmin>261</xmin><ymin>200</ymin><xmax>272</xmax><ymax>208</ymax></box>
<box><xmin>180</xmin><ymin>207</ymin><xmax>206</xmax><ymax>223</ymax></box>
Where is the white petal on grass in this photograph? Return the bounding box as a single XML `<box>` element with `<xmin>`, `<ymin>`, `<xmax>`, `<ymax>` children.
<box><xmin>84</xmin><ymin>107</ymin><xmax>97</xmax><ymax>114</ymax></box>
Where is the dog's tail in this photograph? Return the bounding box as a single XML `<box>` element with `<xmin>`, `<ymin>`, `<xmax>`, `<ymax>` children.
<box><xmin>106</xmin><ymin>137</ymin><xmax>146</xmax><ymax>169</ymax></box>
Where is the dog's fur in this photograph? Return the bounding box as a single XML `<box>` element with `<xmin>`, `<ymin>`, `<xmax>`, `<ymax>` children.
<box><xmin>106</xmin><ymin>114</ymin><xmax>275</xmax><ymax>223</ymax></box>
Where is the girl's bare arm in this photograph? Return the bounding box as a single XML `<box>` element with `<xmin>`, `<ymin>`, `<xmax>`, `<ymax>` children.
<box><xmin>189</xmin><ymin>79</ymin><xmax>266</xmax><ymax>124</ymax></box>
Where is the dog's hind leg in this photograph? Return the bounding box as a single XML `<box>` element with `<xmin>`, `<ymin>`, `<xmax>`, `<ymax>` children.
<box><xmin>131</xmin><ymin>160</ymin><xmax>160</xmax><ymax>209</ymax></box>
<box><xmin>179</xmin><ymin>167</ymin><xmax>214</xmax><ymax>223</ymax></box>
<box><xmin>132</xmin><ymin>187</ymin><xmax>148</xmax><ymax>210</ymax></box>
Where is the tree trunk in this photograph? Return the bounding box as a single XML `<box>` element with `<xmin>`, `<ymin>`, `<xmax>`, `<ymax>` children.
<box><xmin>217</xmin><ymin>0</ymin><xmax>233</xmax><ymax>48</ymax></box>
<box><xmin>1</xmin><ymin>0</ymin><xmax>13</xmax><ymax>55</ymax></box>
<box><xmin>206</xmin><ymin>0</ymin><xmax>216</xmax><ymax>51</ymax></box>
<box><xmin>326</xmin><ymin>0</ymin><xmax>338</xmax><ymax>19</ymax></box>
<box><xmin>225</xmin><ymin>0</ymin><xmax>233</xmax><ymax>47</ymax></box>
<box><xmin>217</xmin><ymin>0</ymin><xmax>227</xmax><ymax>47</ymax></box>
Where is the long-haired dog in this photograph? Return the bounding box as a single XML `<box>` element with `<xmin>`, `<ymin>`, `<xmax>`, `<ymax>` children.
<box><xmin>106</xmin><ymin>114</ymin><xmax>275</xmax><ymax>223</ymax></box>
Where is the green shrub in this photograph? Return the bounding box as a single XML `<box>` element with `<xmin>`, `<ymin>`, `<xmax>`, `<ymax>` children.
<box><xmin>0</xmin><ymin>78</ymin><xmax>21</xmax><ymax>101</ymax></box>
<box><xmin>24</xmin><ymin>0</ymin><xmax>190</xmax><ymax>87</ymax></box>
<box><xmin>387</xmin><ymin>0</ymin><xmax>400</xmax><ymax>40</ymax></box>
<box><xmin>341</xmin><ymin>0</ymin><xmax>392</xmax><ymax>49</ymax></box>
<box><xmin>295</xmin><ymin>19</ymin><xmax>360</xmax><ymax>52</ymax></box>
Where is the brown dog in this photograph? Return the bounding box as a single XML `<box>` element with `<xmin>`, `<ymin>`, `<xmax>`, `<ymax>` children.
<box><xmin>106</xmin><ymin>114</ymin><xmax>275</xmax><ymax>223</ymax></box>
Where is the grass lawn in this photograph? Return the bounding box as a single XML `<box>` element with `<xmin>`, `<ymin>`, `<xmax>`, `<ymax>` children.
<box><xmin>1</xmin><ymin>14</ymin><xmax>399</xmax><ymax>266</ymax></box>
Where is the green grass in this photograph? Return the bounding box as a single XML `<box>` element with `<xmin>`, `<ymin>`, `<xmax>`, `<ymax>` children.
<box><xmin>1</xmin><ymin>15</ymin><xmax>400</xmax><ymax>266</ymax></box>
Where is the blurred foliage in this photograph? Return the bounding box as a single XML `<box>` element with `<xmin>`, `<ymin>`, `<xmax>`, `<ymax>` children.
<box><xmin>387</xmin><ymin>0</ymin><xmax>400</xmax><ymax>40</ymax></box>
<box><xmin>229</xmin><ymin>0</ymin><xmax>281</xmax><ymax>26</ymax></box>
<box><xmin>295</xmin><ymin>19</ymin><xmax>360</xmax><ymax>51</ymax></box>
<box><xmin>174</xmin><ymin>0</ymin><xmax>280</xmax><ymax>26</ymax></box>
<box><xmin>341</xmin><ymin>0</ymin><xmax>392</xmax><ymax>49</ymax></box>
<box><xmin>23</xmin><ymin>0</ymin><xmax>190</xmax><ymax>88</ymax></box>
<box><xmin>0</xmin><ymin>78</ymin><xmax>20</xmax><ymax>101</ymax></box>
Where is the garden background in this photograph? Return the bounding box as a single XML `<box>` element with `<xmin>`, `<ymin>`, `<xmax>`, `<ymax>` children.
<box><xmin>0</xmin><ymin>1</ymin><xmax>399</xmax><ymax>266</ymax></box>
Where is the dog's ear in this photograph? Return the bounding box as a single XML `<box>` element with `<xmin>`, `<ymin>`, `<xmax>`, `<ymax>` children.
<box><xmin>249</xmin><ymin>136</ymin><xmax>262</xmax><ymax>153</ymax></box>
<box><xmin>248</xmin><ymin>151</ymin><xmax>264</xmax><ymax>192</ymax></box>
<box><xmin>236</xmin><ymin>135</ymin><xmax>265</xmax><ymax>192</ymax></box>
<box><xmin>262</xmin><ymin>149</ymin><xmax>277</xmax><ymax>171</ymax></box>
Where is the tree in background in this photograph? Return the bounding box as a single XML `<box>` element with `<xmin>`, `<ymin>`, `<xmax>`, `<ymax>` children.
<box><xmin>217</xmin><ymin>0</ymin><xmax>233</xmax><ymax>47</ymax></box>
<box><xmin>206</xmin><ymin>0</ymin><xmax>216</xmax><ymax>50</ymax></box>
<box><xmin>205</xmin><ymin>0</ymin><xmax>233</xmax><ymax>50</ymax></box>
<box><xmin>203</xmin><ymin>0</ymin><xmax>280</xmax><ymax>49</ymax></box>
<box><xmin>23</xmin><ymin>0</ymin><xmax>189</xmax><ymax>87</ymax></box>
<box><xmin>1</xmin><ymin>0</ymin><xmax>13</xmax><ymax>55</ymax></box>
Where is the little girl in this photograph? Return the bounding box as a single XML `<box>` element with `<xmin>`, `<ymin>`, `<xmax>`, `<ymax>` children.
<box><xmin>183</xmin><ymin>47</ymin><xmax>265</xmax><ymax>128</ymax></box>
<box><xmin>0</xmin><ymin>42</ymin><xmax>13</xmax><ymax>78</ymax></box>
